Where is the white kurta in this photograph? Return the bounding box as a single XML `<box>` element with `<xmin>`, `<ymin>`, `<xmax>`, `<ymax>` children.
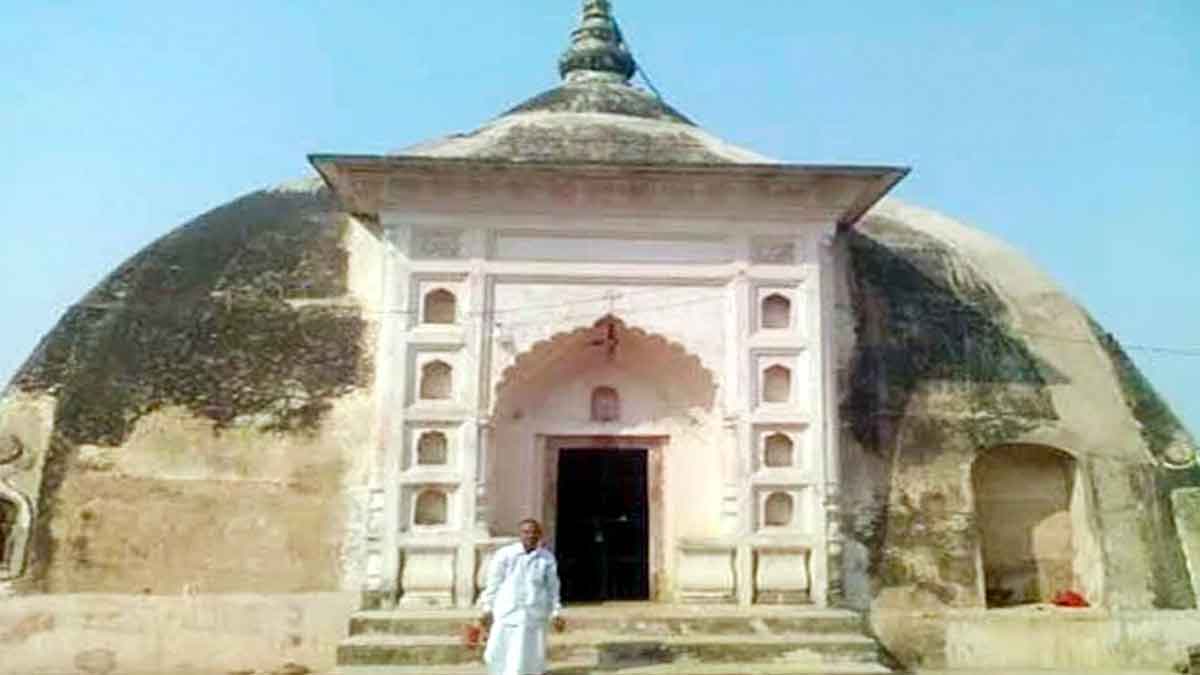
<box><xmin>480</xmin><ymin>542</ymin><xmax>563</xmax><ymax>675</ymax></box>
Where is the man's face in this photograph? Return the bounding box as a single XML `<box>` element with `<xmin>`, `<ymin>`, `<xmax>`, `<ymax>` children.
<box><xmin>519</xmin><ymin>521</ymin><xmax>542</xmax><ymax>551</ymax></box>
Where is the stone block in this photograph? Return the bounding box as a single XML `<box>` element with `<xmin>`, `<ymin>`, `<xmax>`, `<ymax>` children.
<box><xmin>754</xmin><ymin>546</ymin><xmax>811</xmax><ymax>604</ymax></box>
<box><xmin>675</xmin><ymin>541</ymin><xmax>735</xmax><ymax>603</ymax></box>
<box><xmin>398</xmin><ymin>546</ymin><xmax>456</xmax><ymax>608</ymax></box>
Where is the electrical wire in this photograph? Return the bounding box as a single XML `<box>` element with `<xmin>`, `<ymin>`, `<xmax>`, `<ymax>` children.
<box><xmin>364</xmin><ymin>288</ymin><xmax>1200</xmax><ymax>359</ymax></box>
<box><xmin>613</xmin><ymin>17</ymin><xmax>667</xmax><ymax>102</ymax></box>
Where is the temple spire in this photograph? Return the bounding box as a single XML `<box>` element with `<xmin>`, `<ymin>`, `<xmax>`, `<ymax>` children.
<box><xmin>558</xmin><ymin>0</ymin><xmax>638</xmax><ymax>83</ymax></box>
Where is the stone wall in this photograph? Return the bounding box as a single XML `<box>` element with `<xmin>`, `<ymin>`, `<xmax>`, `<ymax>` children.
<box><xmin>37</xmin><ymin>397</ymin><xmax>372</xmax><ymax>594</ymax></box>
<box><xmin>0</xmin><ymin>593</ymin><xmax>358</xmax><ymax>675</ymax></box>
<box><xmin>872</xmin><ymin>607</ymin><xmax>1200</xmax><ymax>670</ymax></box>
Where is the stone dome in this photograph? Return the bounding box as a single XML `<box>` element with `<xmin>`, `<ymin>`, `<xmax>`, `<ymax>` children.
<box><xmin>398</xmin><ymin>77</ymin><xmax>771</xmax><ymax>165</ymax></box>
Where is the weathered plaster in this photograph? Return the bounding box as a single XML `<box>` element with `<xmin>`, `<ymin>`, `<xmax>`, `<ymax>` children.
<box><xmin>871</xmin><ymin>606</ymin><xmax>1200</xmax><ymax>670</ymax></box>
<box><xmin>0</xmin><ymin>592</ymin><xmax>358</xmax><ymax>675</ymax></box>
<box><xmin>0</xmin><ymin>391</ymin><xmax>56</xmax><ymax>501</ymax></box>
<box><xmin>406</xmin><ymin>111</ymin><xmax>771</xmax><ymax>164</ymax></box>
<box><xmin>1172</xmin><ymin>488</ymin><xmax>1200</xmax><ymax>605</ymax></box>
<box><xmin>11</xmin><ymin>181</ymin><xmax>368</xmax><ymax>444</ymax></box>
<box><xmin>38</xmin><ymin>394</ymin><xmax>372</xmax><ymax>594</ymax></box>
<box><xmin>839</xmin><ymin>198</ymin><xmax>1199</xmax><ymax>613</ymax></box>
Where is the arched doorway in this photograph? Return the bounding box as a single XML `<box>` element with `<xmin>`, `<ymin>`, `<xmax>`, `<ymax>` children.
<box><xmin>491</xmin><ymin>315</ymin><xmax>718</xmax><ymax>602</ymax></box>
<box><xmin>973</xmin><ymin>444</ymin><xmax>1086</xmax><ymax>607</ymax></box>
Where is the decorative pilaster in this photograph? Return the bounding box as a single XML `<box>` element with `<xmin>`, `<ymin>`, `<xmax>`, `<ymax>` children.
<box><xmin>824</xmin><ymin>485</ymin><xmax>846</xmax><ymax>606</ymax></box>
<box><xmin>720</xmin><ymin>417</ymin><xmax>741</xmax><ymax>536</ymax></box>
<box><xmin>361</xmin><ymin>484</ymin><xmax>392</xmax><ymax>609</ymax></box>
<box><xmin>813</xmin><ymin>224</ymin><xmax>842</xmax><ymax>608</ymax></box>
<box><xmin>474</xmin><ymin>420</ymin><xmax>495</xmax><ymax>536</ymax></box>
<box><xmin>363</xmin><ymin>222</ymin><xmax>409</xmax><ymax>610</ymax></box>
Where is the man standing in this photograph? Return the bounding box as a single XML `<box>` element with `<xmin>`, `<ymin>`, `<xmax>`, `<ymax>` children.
<box><xmin>480</xmin><ymin>519</ymin><xmax>566</xmax><ymax>675</ymax></box>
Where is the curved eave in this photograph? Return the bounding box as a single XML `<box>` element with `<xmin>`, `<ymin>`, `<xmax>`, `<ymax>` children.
<box><xmin>309</xmin><ymin>153</ymin><xmax>909</xmax><ymax>227</ymax></box>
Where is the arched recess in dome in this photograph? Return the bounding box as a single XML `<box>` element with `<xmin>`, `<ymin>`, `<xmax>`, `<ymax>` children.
<box><xmin>493</xmin><ymin>315</ymin><xmax>717</xmax><ymax>420</ymax></box>
<box><xmin>0</xmin><ymin>484</ymin><xmax>32</xmax><ymax>579</ymax></box>
<box><xmin>972</xmin><ymin>443</ymin><xmax>1102</xmax><ymax>608</ymax></box>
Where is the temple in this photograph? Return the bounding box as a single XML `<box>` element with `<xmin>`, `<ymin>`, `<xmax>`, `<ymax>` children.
<box><xmin>2</xmin><ymin>2</ymin><xmax>1199</xmax><ymax>673</ymax></box>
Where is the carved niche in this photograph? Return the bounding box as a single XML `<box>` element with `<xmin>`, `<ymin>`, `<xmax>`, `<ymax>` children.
<box><xmin>414</xmin><ymin>490</ymin><xmax>449</xmax><ymax>526</ymax></box>
<box><xmin>764</xmin><ymin>492</ymin><xmax>795</xmax><ymax>527</ymax></box>
<box><xmin>420</xmin><ymin>361</ymin><xmax>454</xmax><ymax>401</ymax></box>
<box><xmin>762</xmin><ymin>366</ymin><xmax>792</xmax><ymax>404</ymax></box>
<box><xmin>417</xmin><ymin>431</ymin><xmax>449</xmax><ymax>466</ymax></box>
<box><xmin>764</xmin><ymin>433</ymin><xmax>795</xmax><ymax>468</ymax></box>
<box><xmin>761</xmin><ymin>294</ymin><xmax>792</xmax><ymax>330</ymax></box>
<box><xmin>423</xmin><ymin>289</ymin><xmax>458</xmax><ymax>325</ymax></box>
<box><xmin>591</xmin><ymin>386</ymin><xmax>621</xmax><ymax>423</ymax></box>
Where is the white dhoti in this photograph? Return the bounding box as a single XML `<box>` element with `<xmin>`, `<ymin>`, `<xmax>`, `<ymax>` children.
<box><xmin>484</xmin><ymin>622</ymin><xmax>548</xmax><ymax>675</ymax></box>
<box><xmin>479</xmin><ymin>542</ymin><xmax>563</xmax><ymax>675</ymax></box>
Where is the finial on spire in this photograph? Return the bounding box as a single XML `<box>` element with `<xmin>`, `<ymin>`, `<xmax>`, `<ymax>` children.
<box><xmin>558</xmin><ymin>0</ymin><xmax>638</xmax><ymax>83</ymax></box>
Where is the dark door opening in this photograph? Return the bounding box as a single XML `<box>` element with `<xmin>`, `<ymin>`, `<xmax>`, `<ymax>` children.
<box><xmin>556</xmin><ymin>448</ymin><xmax>649</xmax><ymax>603</ymax></box>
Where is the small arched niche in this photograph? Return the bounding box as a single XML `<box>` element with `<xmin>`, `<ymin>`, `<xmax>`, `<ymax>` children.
<box><xmin>423</xmin><ymin>289</ymin><xmax>457</xmax><ymax>325</ymax></box>
<box><xmin>416</xmin><ymin>431</ymin><xmax>449</xmax><ymax>466</ymax></box>
<box><xmin>761</xmin><ymin>294</ymin><xmax>792</xmax><ymax>330</ymax></box>
<box><xmin>414</xmin><ymin>490</ymin><xmax>449</xmax><ymax>526</ymax></box>
<box><xmin>764</xmin><ymin>492</ymin><xmax>795</xmax><ymax>527</ymax></box>
<box><xmin>763</xmin><ymin>433</ymin><xmax>795</xmax><ymax>468</ymax></box>
<box><xmin>420</xmin><ymin>361</ymin><xmax>453</xmax><ymax>401</ymax></box>
<box><xmin>591</xmin><ymin>386</ymin><xmax>620</xmax><ymax>422</ymax></box>
<box><xmin>973</xmin><ymin>444</ymin><xmax>1082</xmax><ymax>608</ymax></box>
<box><xmin>762</xmin><ymin>365</ymin><xmax>792</xmax><ymax>404</ymax></box>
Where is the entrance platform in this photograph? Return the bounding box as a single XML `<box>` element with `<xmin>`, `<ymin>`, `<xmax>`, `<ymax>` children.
<box><xmin>336</xmin><ymin>603</ymin><xmax>895</xmax><ymax>674</ymax></box>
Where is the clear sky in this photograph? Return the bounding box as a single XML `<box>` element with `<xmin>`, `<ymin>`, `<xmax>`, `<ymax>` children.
<box><xmin>2</xmin><ymin>1</ymin><xmax>1197</xmax><ymax>433</ymax></box>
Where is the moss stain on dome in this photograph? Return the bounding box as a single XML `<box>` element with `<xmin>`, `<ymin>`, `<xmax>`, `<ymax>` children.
<box><xmin>843</xmin><ymin>216</ymin><xmax>1059</xmax><ymax>455</ymax></box>
<box><xmin>502</xmin><ymin>83</ymin><xmax>695</xmax><ymax>125</ymax></box>
<box><xmin>1090</xmin><ymin>320</ymin><xmax>1200</xmax><ymax>607</ymax></box>
<box><xmin>7</xmin><ymin>184</ymin><xmax>370</xmax><ymax>588</ymax></box>
<box><xmin>12</xmin><ymin>184</ymin><xmax>369</xmax><ymax>446</ymax></box>
<box><xmin>840</xmin><ymin>215</ymin><xmax>1068</xmax><ymax>608</ymax></box>
<box><xmin>1088</xmin><ymin>316</ymin><xmax>1198</xmax><ymax>464</ymax></box>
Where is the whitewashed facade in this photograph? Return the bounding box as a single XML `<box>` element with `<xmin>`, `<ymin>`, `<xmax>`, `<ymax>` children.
<box><xmin>314</xmin><ymin>159</ymin><xmax>904</xmax><ymax>607</ymax></box>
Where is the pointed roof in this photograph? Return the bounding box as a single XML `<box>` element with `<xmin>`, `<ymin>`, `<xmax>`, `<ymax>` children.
<box><xmin>495</xmin><ymin>0</ymin><xmax>690</xmax><ymax>126</ymax></box>
<box><xmin>392</xmin><ymin>1</ymin><xmax>772</xmax><ymax>163</ymax></box>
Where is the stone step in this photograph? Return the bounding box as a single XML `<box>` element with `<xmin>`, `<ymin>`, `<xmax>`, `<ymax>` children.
<box><xmin>347</xmin><ymin>607</ymin><xmax>866</xmax><ymax>638</ymax></box>
<box><xmin>615</xmin><ymin>665</ymin><xmax>894</xmax><ymax>675</ymax></box>
<box><xmin>337</xmin><ymin>632</ymin><xmax>882</xmax><ymax>668</ymax></box>
<box><xmin>337</xmin><ymin>661</ymin><xmax>894</xmax><ymax>675</ymax></box>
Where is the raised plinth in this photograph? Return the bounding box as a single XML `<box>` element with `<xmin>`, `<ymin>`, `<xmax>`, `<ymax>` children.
<box><xmin>335</xmin><ymin>604</ymin><xmax>895</xmax><ymax>674</ymax></box>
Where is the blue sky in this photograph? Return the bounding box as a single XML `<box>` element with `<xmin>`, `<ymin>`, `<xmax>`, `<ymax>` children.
<box><xmin>1</xmin><ymin>1</ymin><xmax>1197</xmax><ymax>433</ymax></box>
